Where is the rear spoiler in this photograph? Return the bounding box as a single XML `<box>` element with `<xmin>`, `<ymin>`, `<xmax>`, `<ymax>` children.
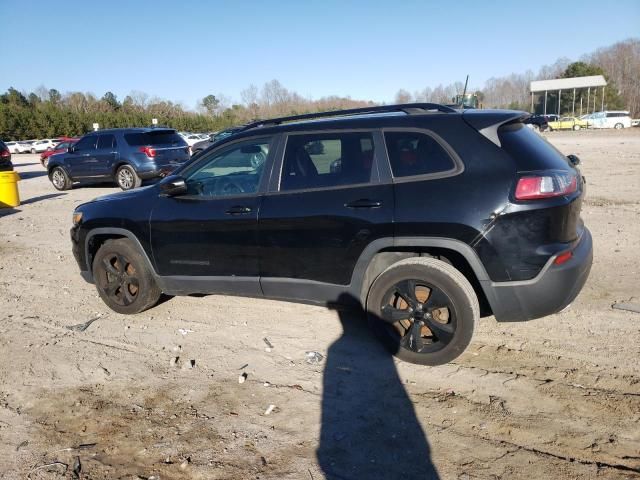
<box><xmin>463</xmin><ymin>110</ymin><xmax>530</xmax><ymax>147</ymax></box>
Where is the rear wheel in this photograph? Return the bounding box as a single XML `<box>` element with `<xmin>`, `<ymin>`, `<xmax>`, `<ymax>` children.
<box><xmin>93</xmin><ymin>238</ymin><xmax>161</xmax><ymax>314</ymax></box>
<box><xmin>31</xmin><ymin>148</ymin><xmax>36</xmax><ymax>154</ymax></box>
<box><xmin>366</xmin><ymin>257</ymin><xmax>479</xmax><ymax>365</ymax></box>
<box><xmin>573</xmin><ymin>124</ymin><xmax>581</xmax><ymax>131</ymax></box>
<box><xmin>614</xmin><ymin>123</ymin><xmax>624</xmax><ymax>129</ymax></box>
<box><xmin>50</xmin><ymin>167</ymin><xmax>72</xmax><ymax>190</ymax></box>
<box><xmin>116</xmin><ymin>165</ymin><xmax>142</xmax><ymax>190</ymax></box>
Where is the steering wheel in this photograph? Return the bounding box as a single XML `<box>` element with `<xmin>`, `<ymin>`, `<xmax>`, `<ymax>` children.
<box><xmin>217</xmin><ymin>177</ymin><xmax>245</xmax><ymax>195</ymax></box>
<box><xmin>249</xmin><ymin>151</ymin><xmax>267</xmax><ymax>168</ymax></box>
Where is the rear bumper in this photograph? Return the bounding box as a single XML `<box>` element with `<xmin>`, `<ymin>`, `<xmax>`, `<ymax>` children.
<box><xmin>482</xmin><ymin>227</ymin><xmax>593</xmax><ymax>322</ymax></box>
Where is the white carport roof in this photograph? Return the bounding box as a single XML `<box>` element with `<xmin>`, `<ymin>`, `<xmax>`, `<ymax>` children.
<box><xmin>530</xmin><ymin>75</ymin><xmax>606</xmax><ymax>93</ymax></box>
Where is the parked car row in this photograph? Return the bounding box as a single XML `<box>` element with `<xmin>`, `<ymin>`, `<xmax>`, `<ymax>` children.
<box><xmin>4</xmin><ymin>138</ymin><xmax>68</xmax><ymax>154</ymax></box>
<box><xmin>525</xmin><ymin>110</ymin><xmax>633</xmax><ymax>132</ymax></box>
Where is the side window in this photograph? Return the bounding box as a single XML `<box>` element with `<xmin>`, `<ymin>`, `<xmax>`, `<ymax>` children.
<box><xmin>97</xmin><ymin>134</ymin><xmax>116</xmax><ymax>150</ymax></box>
<box><xmin>384</xmin><ymin>131</ymin><xmax>455</xmax><ymax>178</ymax></box>
<box><xmin>281</xmin><ymin>132</ymin><xmax>374</xmax><ymax>191</ymax></box>
<box><xmin>73</xmin><ymin>136</ymin><xmax>97</xmax><ymax>152</ymax></box>
<box><xmin>182</xmin><ymin>137</ymin><xmax>271</xmax><ymax>198</ymax></box>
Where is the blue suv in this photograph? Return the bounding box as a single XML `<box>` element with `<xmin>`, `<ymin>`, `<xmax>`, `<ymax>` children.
<box><xmin>48</xmin><ymin>128</ymin><xmax>190</xmax><ymax>190</ymax></box>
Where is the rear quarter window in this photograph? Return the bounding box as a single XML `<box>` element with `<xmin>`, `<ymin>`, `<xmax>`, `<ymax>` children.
<box><xmin>499</xmin><ymin>123</ymin><xmax>572</xmax><ymax>171</ymax></box>
<box><xmin>124</xmin><ymin>131</ymin><xmax>186</xmax><ymax>146</ymax></box>
<box><xmin>384</xmin><ymin>131</ymin><xmax>457</xmax><ymax>178</ymax></box>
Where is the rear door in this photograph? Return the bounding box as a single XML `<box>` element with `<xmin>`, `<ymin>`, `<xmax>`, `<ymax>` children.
<box><xmin>258</xmin><ymin>130</ymin><xmax>393</xmax><ymax>300</ymax></box>
<box><xmin>94</xmin><ymin>134</ymin><xmax>118</xmax><ymax>177</ymax></box>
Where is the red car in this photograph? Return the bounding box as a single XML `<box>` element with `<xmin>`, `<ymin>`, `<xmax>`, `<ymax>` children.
<box><xmin>40</xmin><ymin>138</ymin><xmax>78</xmax><ymax>167</ymax></box>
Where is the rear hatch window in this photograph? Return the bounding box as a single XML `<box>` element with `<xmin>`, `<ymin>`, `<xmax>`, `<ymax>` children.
<box><xmin>498</xmin><ymin>123</ymin><xmax>573</xmax><ymax>171</ymax></box>
<box><xmin>124</xmin><ymin>131</ymin><xmax>186</xmax><ymax>147</ymax></box>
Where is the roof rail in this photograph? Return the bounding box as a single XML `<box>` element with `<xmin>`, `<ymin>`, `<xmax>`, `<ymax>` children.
<box><xmin>240</xmin><ymin>102</ymin><xmax>456</xmax><ymax>131</ymax></box>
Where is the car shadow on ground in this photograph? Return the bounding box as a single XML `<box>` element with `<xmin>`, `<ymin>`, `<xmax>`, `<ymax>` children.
<box><xmin>17</xmin><ymin>171</ymin><xmax>48</xmax><ymax>180</ymax></box>
<box><xmin>0</xmin><ymin>193</ymin><xmax>66</xmax><ymax>217</ymax></box>
<box><xmin>20</xmin><ymin>193</ymin><xmax>66</xmax><ymax>206</ymax></box>
<box><xmin>317</xmin><ymin>294</ymin><xmax>440</xmax><ymax>479</ymax></box>
<box><xmin>11</xmin><ymin>162</ymin><xmax>39</xmax><ymax>168</ymax></box>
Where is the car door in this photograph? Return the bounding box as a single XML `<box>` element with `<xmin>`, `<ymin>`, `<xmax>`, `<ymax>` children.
<box><xmin>65</xmin><ymin>135</ymin><xmax>98</xmax><ymax>178</ymax></box>
<box><xmin>149</xmin><ymin>135</ymin><xmax>277</xmax><ymax>295</ymax></box>
<box><xmin>258</xmin><ymin>130</ymin><xmax>393</xmax><ymax>301</ymax></box>
<box><xmin>94</xmin><ymin>134</ymin><xmax>118</xmax><ymax>177</ymax></box>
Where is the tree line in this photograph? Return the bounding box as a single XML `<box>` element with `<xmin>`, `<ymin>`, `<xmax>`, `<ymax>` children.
<box><xmin>1</xmin><ymin>38</ymin><xmax>637</xmax><ymax>141</ymax></box>
<box><xmin>0</xmin><ymin>82</ymin><xmax>373</xmax><ymax>141</ymax></box>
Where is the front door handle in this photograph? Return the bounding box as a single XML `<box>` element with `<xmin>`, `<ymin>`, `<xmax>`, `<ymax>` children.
<box><xmin>345</xmin><ymin>199</ymin><xmax>382</xmax><ymax>209</ymax></box>
<box><xmin>225</xmin><ymin>205</ymin><xmax>252</xmax><ymax>215</ymax></box>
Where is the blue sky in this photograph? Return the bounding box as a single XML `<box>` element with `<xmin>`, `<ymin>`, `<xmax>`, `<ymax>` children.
<box><xmin>1</xmin><ymin>0</ymin><xmax>638</xmax><ymax>109</ymax></box>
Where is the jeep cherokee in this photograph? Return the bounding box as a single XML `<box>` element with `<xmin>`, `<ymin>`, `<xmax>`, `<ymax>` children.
<box><xmin>70</xmin><ymin>103</ymin><xmax>593</xmax><ymax>365</ymax></box>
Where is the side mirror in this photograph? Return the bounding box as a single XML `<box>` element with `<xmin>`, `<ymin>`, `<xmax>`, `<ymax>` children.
<box><xmin>68</xmin><ymin>146</ymin><xmax>75</xmax><ymax>153</ymax></box>
<box><xmin>159</xmin><ymin>176</ymin><xmax>188</xmax><ymax>197</ymax></box>
<box><xmin>567</xmin><ymin>154</ymin><xmax>580</xmax><ymax>166</ymax></box>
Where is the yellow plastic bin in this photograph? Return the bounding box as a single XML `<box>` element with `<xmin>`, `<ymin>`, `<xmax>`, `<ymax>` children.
<box><xmin>0</xmin><ymin>171</ymin><xmax>20</xmax><ymax>208</ymax></box>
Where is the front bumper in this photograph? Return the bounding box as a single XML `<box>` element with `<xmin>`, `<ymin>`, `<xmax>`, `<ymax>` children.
<box><xmin>482</xmin><ymin>228</ymin><xmax>593</xmax><ymax>322</ymax></box>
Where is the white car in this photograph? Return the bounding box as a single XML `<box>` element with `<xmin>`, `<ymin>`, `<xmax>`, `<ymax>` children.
<box><xmin>4</xmin><ymin>141</ymin><xmax>29</xmax><ymax>154</ymax></box>
<box><xmin>182</xmin><ymin>134</ymin><xmax>205</xmax><ymax>147</ymax></box>
<box><xmin>588</xmin><ymin>111</ymin><xmax>632</xmax><ymax>129</ymax></box>
<box><xmin>30</xmin><ymin>139</ymin><xmax>58</xmax><ymax>153</ymax></box>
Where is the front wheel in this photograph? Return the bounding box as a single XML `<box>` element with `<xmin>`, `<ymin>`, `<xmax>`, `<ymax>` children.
<box><xmin>573</xmin><ymin>124</ymin><xmax>581</xmax><ymax>131</ymax></box>
<box><xmin>116</xmin><ymin>165</ymin><xmax>142</xmax><ymax>190</ymax></box>
<box><xmin>614</xmin><ymin>123</ymin><xmax>624</xmax><ymax>129</ymax></box>
<box><xmin>366</xmin><ymin>257</ymin><xmax>479</xmax><ymax>366</ymax></box>
<box><xmin>93</xmin><ymin>238</ymin><xmax>162</xmax><ymax>314</ymax></box>
<box><xmin>50</xmin><ymin>167</ymin><xmax>72</xmax><ymax>191</ymax></box>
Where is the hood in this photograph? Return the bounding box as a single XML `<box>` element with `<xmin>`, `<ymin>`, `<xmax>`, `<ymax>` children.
<box><xmin>82</xmin><ymin>184</ymin><xmax>155</xmax><ymax>206</ymax></box>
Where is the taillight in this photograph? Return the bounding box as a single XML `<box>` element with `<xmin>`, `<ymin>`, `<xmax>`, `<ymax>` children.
<box><xmin>0</xmin><ymin>148</ymin><xmax>10</xmax><ymax>158</ymax></box>
<box><xmin>139</xmin><ymin>146</ymin><xmax>156</xmax><ymax>158</ymax></box>
<box><xmin>515</xmin><ymin>171</ymin><xmax>577</xmax><ymax>201</ymax></box>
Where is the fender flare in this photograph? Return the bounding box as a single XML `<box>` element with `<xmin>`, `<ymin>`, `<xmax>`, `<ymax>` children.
<box><xmin>350</xmin><ymin>236</ymin><xmax>492</xmax><ymax>305</ymax></box>
<box><xmin>84</xmin><ymin>227</ymin><xmax>157</xmax><ymax>279</ymax></box>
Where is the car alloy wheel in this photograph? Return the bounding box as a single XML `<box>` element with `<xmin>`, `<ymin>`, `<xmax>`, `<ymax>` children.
<box><xmin>379</xmin><ymin>280</ymin><xmax>456</xmax><ymax>354</ymax></box>
<box><xmin>50</xmin><ymin>167</ymin><xmax>71</xmax><ymax>190</ymax></box>
<box><xmin>118</xmin><ymin>168</ymin><xmax>134</xmax><ymax>189</ymax></box>
<box><xmin>99</xmin><ymin>252</ymin><xmax>140</xmax><ymax>307</ymax></box>
<box><xmin>614</xmin><ymin>123</ymin><xmax>623</xmax><ymax>129</ymax></box>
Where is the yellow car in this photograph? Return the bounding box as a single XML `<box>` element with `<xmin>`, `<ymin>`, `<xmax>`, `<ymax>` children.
<box><xmin>547</xmin><ymin>116</ymin><xmax>589</xmax><ymax>131</ymax></box>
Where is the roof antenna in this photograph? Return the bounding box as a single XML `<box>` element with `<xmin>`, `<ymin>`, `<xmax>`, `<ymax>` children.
<box><xmin>460</xmin><ymin>75</ymin><xmax>469</xmax><ymax>107</ymax></box>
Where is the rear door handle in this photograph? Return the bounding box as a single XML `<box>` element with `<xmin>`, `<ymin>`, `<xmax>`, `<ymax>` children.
<box><xmin>345</xmin><ymin>199</ymin><xmax>382</xmax><ymax>209</ymax></box>
<box><xmin>225</xmin><ymin>205</ymin><xmax>252</xmax><ymax>215</ymax></box>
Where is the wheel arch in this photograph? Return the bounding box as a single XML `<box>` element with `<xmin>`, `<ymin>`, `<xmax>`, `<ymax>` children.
<box><xmin>354</xmin><ymin>237</ymin><xmax>493</xmax><ymax>317</ymax></box>
<box><xmin>112</xmin><ymin>161</ymin><xmax>135</xmax><ymax>176</ymax></box>
<box><xmin>85</xmin><ymin>228</ymin><xmax>157</xmax><ymax>281</ymax></box>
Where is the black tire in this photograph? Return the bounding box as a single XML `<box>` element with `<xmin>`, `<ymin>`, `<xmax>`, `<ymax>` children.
<box><xmin>116</xmin><ymin>165</ymin><xmax>142</xmax><ymax>190</ymax></box>
<box><xmin>366</xmin><ymin>257</ymin><xmax>479</xmax><ymax>366</ymax></box>
<box><xmin>92</xmin><ymin>238</ymin><xmax>162</xmax><ymax>314</ymax></box>
<box><xmin>614</xmin><ymin>123</ymin><xmax>623</xmax><ymax>129</ymax></box>
<box><xmin>50</xmin><ymin>167</ymin><xmax>72</xmax><ymax>191</ymax></box>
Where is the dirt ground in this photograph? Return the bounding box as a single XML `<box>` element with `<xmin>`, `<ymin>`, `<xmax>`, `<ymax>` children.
<box><xmin>0</xmin><ymin>129</ymin><xmax>639</xmax><ymax>480</ymax></box>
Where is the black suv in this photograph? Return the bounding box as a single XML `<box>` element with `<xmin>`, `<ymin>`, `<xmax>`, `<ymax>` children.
<box><xmin>524</xmin><ymin>114</ymin><xmax>549</xmax><ymax>131</ymax></box>
<box><xmin>70</xmin><ymin>104</ymin><xmax>592</xmax><ymax>365</ymax></box>
<box><xmin>47</xmin><ymin>128</ymin><xmax>189</xmax><ymax>191</ymax></box>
